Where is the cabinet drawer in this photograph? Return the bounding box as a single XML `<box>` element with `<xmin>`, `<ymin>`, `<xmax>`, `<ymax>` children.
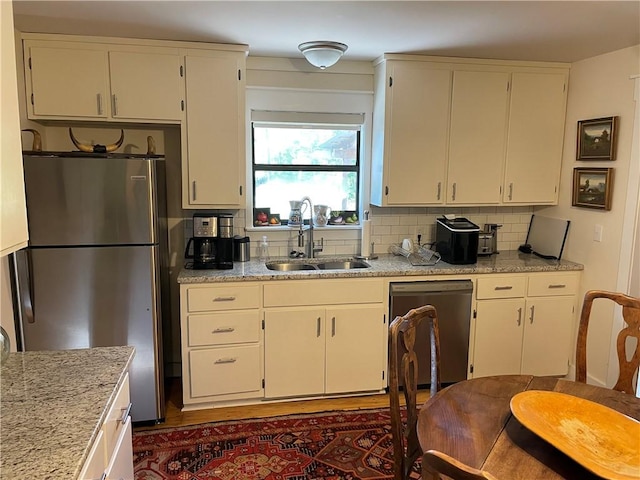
<box><xmin>264</xmin><ymin>278</ymin><xmax>383</xmax><ymax>307</ymax></box>
<box><xmin>103</xmin><ymin>373</ymin><xmax>130</xmax><ymax>462</ymax></box>
<box><xmin>187</xmin><ymin>284</ymin><xmax>260</xmax><ymax>312</ymax></box>
<box><xmin>187</xmin><ymin>311</ymin><xmax>260</xmax><ymax>346</ymax></box>
<box><xmin>189</xmin><ymin>345</ymin><xmax>262</xmax><ymax>397</ymax></box>
<box><xmin>476</xmin><ymin>276</ymin><xmax>526</xmax><ymax>299</ymax></box>
<box><xmin>527</xmin><ymin>273</ymin><xmax>579</xmax><ymax>297</ymax></box>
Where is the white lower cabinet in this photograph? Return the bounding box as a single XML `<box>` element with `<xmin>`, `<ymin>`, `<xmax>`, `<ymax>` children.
<box><xmin>181</xmin><ymin>283</ymin><xmax>262</xmax><ymax>407</ymax></box>
<box><xmin>264</xmin><ymin>304</ymin><xmax>385</xmax><ymax>399</ymax></box>
<box><xmin>79</xmin><ymin>373</ymin><xmax>133</xmax><ymax>480</ymax></box>
<box><xmin>472</xmin><ymin>273</ymin><xmax>578</xmax><ymax>378</ymax></box>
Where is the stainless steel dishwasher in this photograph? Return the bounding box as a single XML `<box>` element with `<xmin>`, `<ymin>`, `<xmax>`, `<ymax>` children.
<box><xmin>390</xmin><ymin>280</ymin><xmax>473</xmax><ymax>385</ymax></box>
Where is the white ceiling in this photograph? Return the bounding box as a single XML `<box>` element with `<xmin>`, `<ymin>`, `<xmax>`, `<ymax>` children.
<box><xmin>11</xmin><ymin>1</ymin><xmax>640</xmax><ymax>64</ymax></box>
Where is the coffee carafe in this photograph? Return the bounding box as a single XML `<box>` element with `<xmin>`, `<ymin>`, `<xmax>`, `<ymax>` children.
<box><xmin>216</xmin><ymin>214</ymin><xmax>234</xmax><ymax>270</ymax></box>
<box><xmin>185</xmin><ymin>214</ymin><xmax>218</xmax><ymax>269</ymax></box>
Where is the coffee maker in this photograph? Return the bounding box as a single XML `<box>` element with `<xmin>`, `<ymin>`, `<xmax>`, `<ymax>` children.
<box><xmin>216</xmin><ymin>214</ymin><xmax>234</xmax><ymax>270</ymax></box>
<box><xmin>185</xmin><ymin>214</ymin><xmax>218</xmax><ymax>269</ymax></box>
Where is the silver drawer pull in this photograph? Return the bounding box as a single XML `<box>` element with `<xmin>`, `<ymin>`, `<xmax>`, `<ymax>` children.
<box><xmin>214</xmin><ymin>357</ymin><xmax>237</xmax><ymax>364</ymax></box>
<box><xmin>119</xmin><ymin>402</ymin><xmax>132</xmax><ymax>425</ymax></box>
<box><xmin>212</xmin><ymin>327</ymin><xmax>235</xmax><ymax>333</ymax></box>
<box><xmin>213</xmin><ymin>296</ymin><xmax>236</xmax><ymax>302</ymax></box>
<box><xmin>548</xmin><ymin>284</ymin><xmax>566</xmax><ymax>289</ymax></box>
<box><xmin>494</xmin><ymin>286</ymin><xmax>513</xmax><ymax>290</ymax></box>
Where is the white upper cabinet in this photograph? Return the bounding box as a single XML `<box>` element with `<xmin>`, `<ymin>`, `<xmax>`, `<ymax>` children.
<box><xmin>27</xmin><ymin>45</ymin><xmax>109</xmax><ymax>119</ymax></box>
<box><xmin>371</xmin><ymin>54</ymin><xmax>570</xmax><ymax>207</ymax></box>
<box><xmin>108</xmin><ymin>50</ymin><xmax>182</xmax><ymax>121</ymax></box>
<box><xmin>1</xmin><ymin>1</ymin><xmax>28</xmax><ymax>257</ymax></box>
<box><xmin>23</xmin><ymin>38</ymin><xmax>182</xmax><ymax>123</ymax></box>
<box><xmin>371</xmin><ymin>60</ymin><xmax>451</xmax><ymax>206</ymax></box>
<box><xmin>447</xmin><ymin>70</ymin><xmax>510</xmax><ymax>205</ymax></box>
<box><xmin>503</xmin><ymin>72</ymin><xmax>568</xmax><ymax>204</ymax></box>
<box><xmin>182</xmin><ymin>51</ymin><xmax>246</xmax><ymax>208</ymax></box>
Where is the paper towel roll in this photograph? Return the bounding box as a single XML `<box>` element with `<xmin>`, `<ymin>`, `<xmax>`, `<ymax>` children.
<box><xmin>361</xmin><ymin>219</ymin><xmax>372</xmax><ymax>257</ymax></box>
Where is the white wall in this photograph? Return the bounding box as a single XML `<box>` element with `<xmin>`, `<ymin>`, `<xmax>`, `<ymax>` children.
<box><xmin>537</xmin><ymin>45</ymin><xmax>640</xmax><ymax>386</ymax></box>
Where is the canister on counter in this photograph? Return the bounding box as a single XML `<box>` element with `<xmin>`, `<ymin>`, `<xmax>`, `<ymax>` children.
<box><xmin>233</xmin><ymin>236</ymin><xmax>251</xmax><ymax>262</ymax></box>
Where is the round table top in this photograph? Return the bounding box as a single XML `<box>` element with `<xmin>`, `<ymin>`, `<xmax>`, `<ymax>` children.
<box><xmin>417</xmin><ymin>375</ymin><xmax>640</xmax><ymax>480</ymax></box>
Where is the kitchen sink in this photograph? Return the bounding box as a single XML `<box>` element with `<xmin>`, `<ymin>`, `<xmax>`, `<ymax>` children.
<box><xmin>265</xmin><ymin>262</ymin><xmax>317</xmax><ymax>271</ymax></box>
<box><xmin>316</xmin><ymin>260</ymin><xmax>370</xmax><ymax>270</ymax></box>
<box><xmin>265</xmin><ymin>259</ymin><xmax>371</xmax><ymax>271</ymax></box>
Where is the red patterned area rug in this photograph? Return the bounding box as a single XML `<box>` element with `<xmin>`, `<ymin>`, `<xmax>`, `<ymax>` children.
<box><xmin>133</xmin><ymin>408</ymin><xmax>420</xmax><ymax>480</ymax></box>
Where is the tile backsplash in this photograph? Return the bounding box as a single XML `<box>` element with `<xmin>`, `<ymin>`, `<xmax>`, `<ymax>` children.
<box><xmin>181</xmin><ymin>205</ymin><xmax>533</xmax><ymax>260</ymax></box>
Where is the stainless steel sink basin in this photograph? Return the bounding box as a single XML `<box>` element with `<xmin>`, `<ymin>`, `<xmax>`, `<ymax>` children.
<box><xmin>265</xmin><ymin>259</ymin><xmax>371</xmax><ymax>271</ymax></box>
<box><xmin>316</xmin><ymin>260</ymin><xmax>370</xmax><ymax>270</ymax></box>
<box><xmin>266</xmin><ymin>262</ymin><xmax>317</xmax><ymax>271</ymax></box>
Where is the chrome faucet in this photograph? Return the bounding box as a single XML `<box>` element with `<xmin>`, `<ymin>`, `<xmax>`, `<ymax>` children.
<box><xmin>297</xmin><ymin>196</ymin><xmax>323</xmax><ymax>258</ymax></box>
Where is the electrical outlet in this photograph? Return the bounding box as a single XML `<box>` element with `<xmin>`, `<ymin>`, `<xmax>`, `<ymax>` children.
<box><xmin>594</xmin><ymin>224</ymin><xmax>603</xmax><ymax>242</ymax></box>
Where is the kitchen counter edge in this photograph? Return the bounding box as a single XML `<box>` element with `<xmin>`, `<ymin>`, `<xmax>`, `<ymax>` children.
<box><xmin>0</xmin><ymin>346</ymin><xmax>135</xmax><ymax>480</ymax></box>
<box><xmin>178</xmin><ymin>251</ymin><xmax>584</xmax><ymax>283</ymax></box>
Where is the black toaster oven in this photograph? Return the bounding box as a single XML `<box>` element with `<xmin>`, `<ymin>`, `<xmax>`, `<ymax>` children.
<box><xmin>435</xmin><ymin>217</ymin><xmax>480</xmax><ymax>264</ymax></box>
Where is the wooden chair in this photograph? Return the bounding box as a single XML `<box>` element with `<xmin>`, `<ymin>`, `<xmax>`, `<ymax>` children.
<box><xmin>389</xmin><ymin>304</ymin><xmax>441</xmax><ymax>480</ymax></box>
<box><xmin>576</xmin><ymin>290</ymin><xmax>640</xmax><ymax>394</ymax></box>
<box><xmin>422</xmin><ymin>450</ymin><xmax>499</xmax><ymax>480</ymax></box>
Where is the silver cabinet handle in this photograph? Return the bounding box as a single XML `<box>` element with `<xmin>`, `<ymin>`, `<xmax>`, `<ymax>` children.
<box><xmin>112</xmin><ymin>94</ymin><xmax>118</xmax><ymax>116</ymax></box>
<box><xmin>317</xmin><ymin>317</ymin><xmax>321</xmax><ymax>337</ymax></box>
<box><xmin>213</xmin><ymin>296</ymin><xmax>236</xmax><ymax>302</ymax></box>
<box><xmin>192</xmin><ymin>180</ymin><xmax>197</xmax><ymax>201</ymax></box>
<box><xmin>517</xmin><ymin>307</ymin><xmax>522</xmax><ymax>326</ymax></box>
<box><xmin>214</xmin><ymin>357</ymin><xmax>237</xmax><ymax>364</ymax></box>
<box><xmin>212</xmin><ymin>327</ymin><xmax>235</xmax><ymax>333</ymax></box>
<box><xmin>508</xmin><ymin>182</ymin><xmax>513</xmax><ymax>200</ymax></box>
<box><xmin>437</xmin><ymin>182</ymin><xmax>441</xmax><ymax>201</ymax></box>
<box><xmin>119</xmin><ymin>402</ymin><xmax>132</xmax><ymax>425</ymax></box>
<box><xmin>97</xmin><ymin>93</ymin><xmax>103</xmax><ymax>115</ymax></box>
<box><xmin>548</xmin><ymin>284</ymin><xmax>566</xmax><ymax>289</ymax></box>
<box><xmin>530</xmin><ymin>305</ymin><xmax>535</xmax><ymax>324</ymax></box>
<box><xmin>331</xmin><ymin>317</ymin><xmax>336</xmax><ymax>337</ymax></box>
<box><xmin>452</xmin><ymin>182</ymin><xmax>457</xmax><ymax>201</ymax></box>
<box><xmin>494</xmin><ymin>286</ymin><xmax>513</xmax><ymax>290</ymax></box>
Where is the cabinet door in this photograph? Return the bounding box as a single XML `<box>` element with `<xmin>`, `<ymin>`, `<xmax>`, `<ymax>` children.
<box><xmin>325</xmin><ymin>305</ymin><xmax>385</xmax><ymax>394</ymax></box>
<box><xmin>109</xmin><ymin>51</ymin><xmax>182</xmax><ymax>121</ymax></box>
<box><xmin>184</xmin><ymin>54</ymin><xmax>245</xmax><ymax>207</ymax></box>
<box><xmin>27</xmin><ymin>45</ymin><xmax>108</xmax><ymax>118</ymax></box>
<box><xmin>264</xmin><ymin>309</ymin><xmax>325</xmax><ymax>398</ymax></box>
<box><xmin>79</xmin><ymin>430</ymin><xmax>105</xmax><ymax>480</ymax></box>
<box><xmin>1</xmin><ymin>1</ymin><xmax>28</xmax><ymax>256</ymax></box>
<box><xmin>521</xmin><ymin>297</ymin><xmax>574</xmax><ymax>376</ymax></box>
<box><xmin>104</xmin><ymin>416</ymin><xmax>134</xmax><ymax>480</ymax></box>
<box><xmin>383</xmin><ymin>62</ymin><xmax>451</xmax><ymax>205</ymax></box>
<box><xmin>473</xmin><ymin>299</ymin><xmax>525</xmax><ymax>377</ymax></box>
<box><xmin>503</xmin><ymin>72</ymin><xmax>568</xmax><ymax>204</ymax></box>
<box><xmin>447</xmin><ymin>70</ymin><xmax>509</xmax><ymax>204</ymax></box>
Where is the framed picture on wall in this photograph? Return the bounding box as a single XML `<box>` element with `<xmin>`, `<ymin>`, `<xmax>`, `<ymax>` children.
<box><xmin>576</xmin><ymin>116</ymin><xmax>618</xmax><ymax>161</ymax></box>
<box><xmin>572</xmin><ymin>167</ymin><xmax>614</xmax><ymax>210</ymax></box>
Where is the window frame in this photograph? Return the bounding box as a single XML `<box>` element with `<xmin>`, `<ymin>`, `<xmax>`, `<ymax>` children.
<box><xmin>250</xmin><ymin>115</ymin><xmax>363</xmax><ymax>223</ymax></box>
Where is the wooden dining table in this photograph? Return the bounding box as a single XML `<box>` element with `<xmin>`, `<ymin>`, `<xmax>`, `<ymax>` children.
<box><xmin>417</xmin><ymin>375</ymin><xmax>640</xmax><ymax>479</ymax></box>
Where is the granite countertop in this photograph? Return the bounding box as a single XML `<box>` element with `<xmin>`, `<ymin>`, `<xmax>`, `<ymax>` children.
<box><xmin>0</xmin><ymin>346</ymin><xmax>135</xmax><ymax>480</ymax></box>
<box><xmin>178</xmin><ymin>250</ymin><xmax>583</xmax><ymax>283</ymax></box>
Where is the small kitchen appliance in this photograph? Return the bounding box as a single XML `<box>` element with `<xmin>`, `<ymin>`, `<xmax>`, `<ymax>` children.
<box><xmin>185</xmin><ymin>214</ymin><xmax>218</xmax><ymax>269</ymax></box>
<box><xmin>435</xmin><ymin>217</ymin><xmax>480</xmax><ymax>265</ymax></box>
<box><xmin>477</xmin><ymin>223</ymin><xmax>501</xmax><ymax>256</ymax></box>
<box><xmin>233</xmin><ymin>235</ymin><xmax>251</xmax><ymax>262</ymax></box>
<box><xmin>216</xmin><ymin>214</ymin><xmax>234</xmax><ymax>269</ymax></box>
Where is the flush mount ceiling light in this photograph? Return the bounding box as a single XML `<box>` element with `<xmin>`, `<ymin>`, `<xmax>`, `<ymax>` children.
<box><xmin>298</xmin><ymin>41</ymin><xmax>348</xmax><ymax>69</ymax></box>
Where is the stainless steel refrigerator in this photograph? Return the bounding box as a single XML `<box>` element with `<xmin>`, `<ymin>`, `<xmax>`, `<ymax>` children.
<box><xmin>12</xmin><ymin>152</ymin><xmax>168</xmax><ymax>423</ymax></box>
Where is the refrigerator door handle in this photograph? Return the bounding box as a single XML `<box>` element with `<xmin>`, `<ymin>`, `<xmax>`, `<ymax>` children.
<box><xmin>15</xmin><ymin>250</ymin><xmax>36</xmax><ymax>323</ymax></box>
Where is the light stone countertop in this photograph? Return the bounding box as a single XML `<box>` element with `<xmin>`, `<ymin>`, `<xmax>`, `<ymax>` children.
<box><xmin>178</xmin><ymin>250</ymin><xmax>583</xmax><ymax>283</ymax></box>
<box><xmin>0</xmin><ymin>346</ymin><xmax>135</xmax><ymax>480</ymax></box>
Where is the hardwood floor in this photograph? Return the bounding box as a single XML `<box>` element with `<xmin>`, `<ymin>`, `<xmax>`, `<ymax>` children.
<box><xmin>135</xmin><ymin>378</ymin><xmax>430</xmax><ymax>431</ymax></box>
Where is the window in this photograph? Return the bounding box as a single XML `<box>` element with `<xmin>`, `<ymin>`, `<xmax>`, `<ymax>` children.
<box><xmin>252</xmin><ymin>111</ymin><xmax>362</xmax><ymax>224</ymax></box>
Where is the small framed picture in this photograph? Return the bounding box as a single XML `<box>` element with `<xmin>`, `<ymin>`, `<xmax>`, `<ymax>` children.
<box><xmin>572</xmin><ymin>168</ymin><xmax>614</xmax><ymax>210</ymax></box>
<box><xmin>576</xmin><ymin>116</ymin><xmax>617</xmax><ymax>161</ymax></box>
<box><xmin>253</xmin><ymin>207</ymin><xmax>271</xmax><ymax>226</ymax></box>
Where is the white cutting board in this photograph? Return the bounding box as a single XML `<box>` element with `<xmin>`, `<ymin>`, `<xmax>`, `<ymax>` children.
<box><xmin>526</xmin><ymin>215</ymin><xmax>570</xmax><ymax>260</ymax></box>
